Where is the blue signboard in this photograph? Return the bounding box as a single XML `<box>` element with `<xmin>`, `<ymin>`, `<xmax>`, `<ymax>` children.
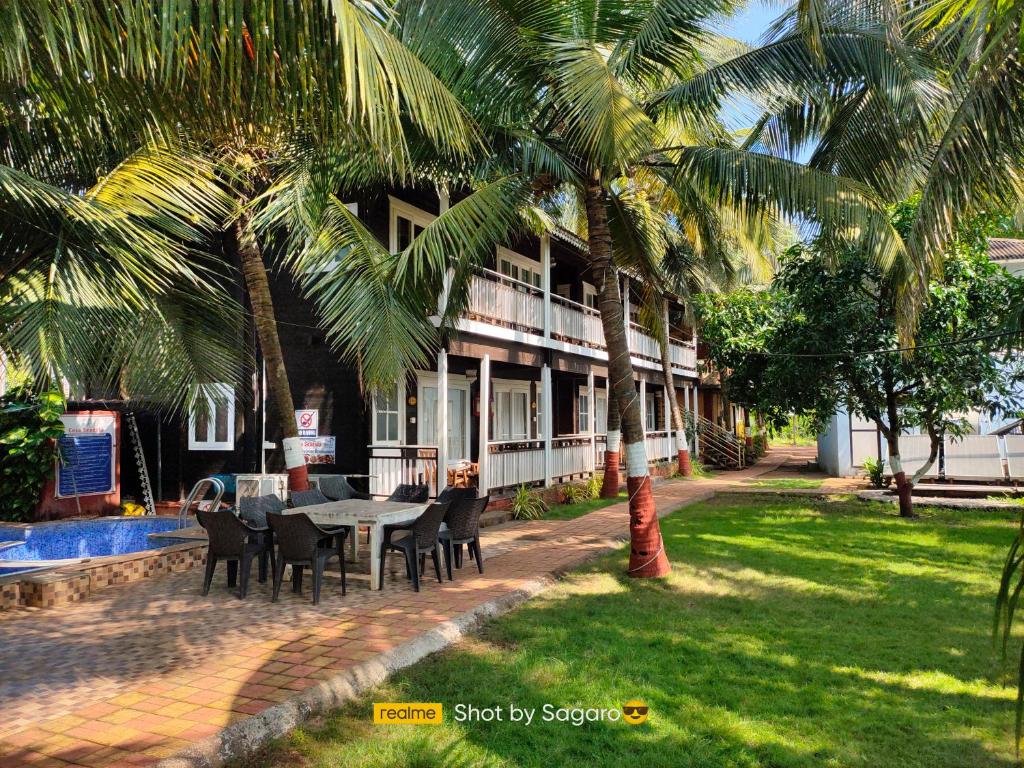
<box><xmin>57</xmin><ymin>433</ymin><xmax>114</xmax><ymax>497</ymax></box>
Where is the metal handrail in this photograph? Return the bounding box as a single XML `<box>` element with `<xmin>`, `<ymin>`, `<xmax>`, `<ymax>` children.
<box><xmin>178</xmin><ymin>477</ymin><xmax>224</xmax><ymax>529</ymax></box>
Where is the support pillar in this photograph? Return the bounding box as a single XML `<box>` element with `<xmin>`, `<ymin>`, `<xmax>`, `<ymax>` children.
<box><xmin>478</xmin><ymin>354</ymin><xmax>490</xmax><ymax>495</ymax></box>
<box><xmin>542</xmin><ymin>364</ymin><xmax>553</xmax><ymax>486</ymax></box>
<box><xmin>541</xmin><ymin>233</ymin><xmax>551</xmax><ymax>341</ymax></box>
<box><xmin>587</xmin><ymin>369</ymin><xmax>596</xmax><ymax>473</ymax></box>
<box><xmin>437</xmin><ymin>349</ymin><xmax>448</xmax><ymax>495</ymax></box>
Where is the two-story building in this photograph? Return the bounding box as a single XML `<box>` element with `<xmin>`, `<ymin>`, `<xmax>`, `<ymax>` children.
<box><xmin>115</xmin><ymin>185</ymin><xmax>708</xmax><ymax>505</ymax></box>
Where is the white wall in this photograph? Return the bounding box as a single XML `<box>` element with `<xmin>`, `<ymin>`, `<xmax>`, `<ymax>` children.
<box><xmin>817</xmin><ymin>411</ymin><xmax>854</xmax><ymax>477</ymax></box>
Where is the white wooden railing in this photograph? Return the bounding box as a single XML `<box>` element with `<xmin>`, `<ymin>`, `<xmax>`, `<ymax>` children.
<box><xmin>551</xmin><ymin>295</ymin><xmax>605</xmax><ymax>348</ymax></box>
<box><xmin>368</xmin><ymin>445</ymin><xmax>439</xmax><ymax>498</ymax></box>
<box><xmin>552</xmin><ymin>436</ymin><xmax>594</xmax><ymax>479</ymax></box>
<box><xmin>486</xmin><ymin>440</ymin><xmax>545</xmax><ymax>489</ymax></box>
<box><xmin>669</xmin><ymin>339</ymin><xmax>697</xmax><ymax>371</ymax></box>
<box><xmin>628</xmin><ymin>322</ymin><xmax>662</xmax><ymax>361</ymax></box>
<box><xmin>467</xmin><ymin>269</ymin><xmax>544</xmax><ymax>334</ymax></box>
<box><xmin>644</xmin><ymin>431</ymin><xmax>673</xmax><ymax>462</ymax></box>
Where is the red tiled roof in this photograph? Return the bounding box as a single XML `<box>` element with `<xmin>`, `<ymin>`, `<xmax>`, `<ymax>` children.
<box><xmin>989</xmin><ymin>238</ymin><xmax>1024</xmax><ymax>262</ymax></box>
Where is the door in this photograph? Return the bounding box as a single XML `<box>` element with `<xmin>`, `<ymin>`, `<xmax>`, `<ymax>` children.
<box><xmin>419</xmin><ymin>379</ymin><xmax>470</xmax><ymax>461</ymax></box>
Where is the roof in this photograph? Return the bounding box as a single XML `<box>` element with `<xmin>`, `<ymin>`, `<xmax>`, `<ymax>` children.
<box><xmin>989</xmin><ymin>238</ymin><xmax>1024</xmax><ymax>262</ymax></box>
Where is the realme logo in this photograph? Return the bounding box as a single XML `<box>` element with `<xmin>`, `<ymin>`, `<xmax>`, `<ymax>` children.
<box><xmin>373</xmin><ymin>703</ymin><xmax>443</xmax><ymax>724</ymax></box>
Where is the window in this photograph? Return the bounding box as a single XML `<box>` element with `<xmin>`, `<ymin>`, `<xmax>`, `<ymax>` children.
<box><xmin>417</xmin><ymin>373</ymin><xmax>471</xmax><ymax>460</ymax></box>
<box><xmin>596</xmin><ymin>392</ymin><xmax>607</xmax><ymax>434</ymax></box>
<box><xmin>578</xmin><ymin>388</ymin><xmax>590</xmax><ymax>434</ymax></box>
<box><xmin>189</xmin><ymin>384</ymin><xmax>235</xmax><ymax>451</ymax></box>
<box><xmin>583</xmin><ymin>283</ymin><xmax>598</xmax><ymax>309</ymax></box>
<box><xmin>373</xmin><ymin>383</ymin><xmax>403</xmax><ymax>444</ymax></box>
<box><xmin>492</xmin><ymin>380</ymin><xmax>532</xmax><ymax>441</ymax></box>
<box><xmin>645</xmin><ymin>392</ymin><xmax>658</xmax><ymax>432</ymax></box>
<box><xmin>497</xmin><ymin>247</ymin><xmax>542</xmax><ymax>288</ymax></box>
<box><xmin>389</xmin><ymin>197</ymin><xmax>435</xmax><ymax>254</ymax></box>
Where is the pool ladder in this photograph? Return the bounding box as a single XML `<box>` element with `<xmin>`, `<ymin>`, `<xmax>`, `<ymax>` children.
<box><xmin>177</xmin><ymin>478</ymin><xmax>225</xmax><ymax>529</ymax></box>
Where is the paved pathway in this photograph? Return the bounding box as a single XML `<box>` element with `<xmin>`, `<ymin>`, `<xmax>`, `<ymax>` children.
<box><xmin>0</xmin><ymin>449</ymin><xmax>826</xmax><ymax>768</ymax></box>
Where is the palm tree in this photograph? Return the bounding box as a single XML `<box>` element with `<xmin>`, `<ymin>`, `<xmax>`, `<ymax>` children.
<box><xmin>395</xmin><ymin>0</ymin><xmax>906</xmax><ymax>577</ymax></box>
<box><xmin>1</xmin><ymin>1</ymin><xmax>483</xmax><ymax>491</ymax></box>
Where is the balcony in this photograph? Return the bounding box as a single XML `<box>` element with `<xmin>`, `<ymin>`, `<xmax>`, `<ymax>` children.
<box><xmin>464</xmin><ymin>270</ymin><xmax>696</xmax><ymax>374</ymax></box>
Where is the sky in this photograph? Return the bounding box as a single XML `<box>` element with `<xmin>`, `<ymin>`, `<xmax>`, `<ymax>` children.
<box><xmin>718</xmin><ymin>1</ymin><xmax>781</xmax><ymax>45</ymax></box>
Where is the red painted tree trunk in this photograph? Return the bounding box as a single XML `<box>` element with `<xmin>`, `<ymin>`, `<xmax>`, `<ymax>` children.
<box><xmin>585</xmin><ymin>174</ymin><xmax>669</xmax><ymax>578</ymax></box>
<box><xmin>600</xmin><ymin>396</ymin><xmax>621</xmax><ymax>498</ymax></box>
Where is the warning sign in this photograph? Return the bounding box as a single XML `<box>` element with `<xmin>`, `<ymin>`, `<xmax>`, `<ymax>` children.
<box><xmin>295</xmin><ymin>409</ymin><xmax>319</xmax><ymax>437</ymax></box>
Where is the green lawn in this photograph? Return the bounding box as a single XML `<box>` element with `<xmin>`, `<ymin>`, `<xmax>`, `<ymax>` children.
<box><xmin>542</xmin><ymin>491</ymin><xmax>627</xmax><ymax>520</ymax></box>
<box><xmin>746</xmin><ymin>478</ymin><xmax>824</xmax><ymax>489</ymax></box>
<box><xmin>245</xmin><ymin>495</ymin><xmax>1021</xmax><ymax>768</ymax></box>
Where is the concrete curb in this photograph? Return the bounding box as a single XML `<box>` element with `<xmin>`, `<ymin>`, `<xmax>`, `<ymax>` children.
<box><xmin>157</xmin><ymin>486</ymin><xmax>719</xmax><ymax>768</ymax></box>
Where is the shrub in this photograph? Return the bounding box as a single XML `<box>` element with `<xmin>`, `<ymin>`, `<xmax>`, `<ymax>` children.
<box><xmin>862</xmin><ymin>457</ymin><xmax>885</xmax><ymax>488</ymax></box>
<box><xmin>510</xmin><ymin>484</ymin><xmax>547</xmax><ymax>520</ymax></box>
<box><xmin>0</xmin><ymin>388</ymin><xmax>65</xmax><ymax>522</ymax></box>
<box><xmin>562</xmin><ymin>475</ymin><xmax>602</xmax><ymax>504</ymax></box>
<box><xmin>585</xmin><ymin>473</ymin><xmax>602</xmax><ymax>499</ymax></box>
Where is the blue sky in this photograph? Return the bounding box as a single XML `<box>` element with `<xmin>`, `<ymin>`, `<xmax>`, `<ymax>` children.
<box><xmin>718</xmin><ymin>1</ymin><xmax>780</xmax><ymax>45</ymax></box>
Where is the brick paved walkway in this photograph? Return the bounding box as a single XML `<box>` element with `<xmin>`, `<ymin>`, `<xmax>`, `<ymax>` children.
<box><xmin>0</xmin><ymin>450</ymin><xmax>820</xmax><ymax>768</ymax></box>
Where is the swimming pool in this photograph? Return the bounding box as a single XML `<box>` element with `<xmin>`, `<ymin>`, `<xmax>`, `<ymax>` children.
<box><xmin>0</xmin><ymin>517</ymin><xmax>187</xmax><ymax>575</ymax></box>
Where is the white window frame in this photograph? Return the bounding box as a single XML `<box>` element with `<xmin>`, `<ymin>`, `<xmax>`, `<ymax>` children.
<box><xmin>582</xmin><ymin>282</ymin><xmax>598</xmax><ymax>309</ymax></box>
<box><xmin>645</xmin><ymin>391</ymin><xmax>659</xmax><ymax>432</ymax></box>
<box><xmin>416</xmin><ymin>372</ymin><xmax>472</xmax><ymax>460</ymax></box>
<box><xmin>389</xmin><ymin>196</ymin><xmax>436</xmax><ymax>254</ymax></box>
<box><xmin>371</xmin><ymin>380</ymin><xmax>406</xmax><ymax>445</ymax></box>
<box><xmin>496</xmin><ymin>246</ymin><xmax>543</xmax><ymax>289</ymax></box>
<box><xmin>595</xmin><ymin>389</ymin><xmax>608</xmax><ymax>435</ymax></box>
<box><xmin>577</xmin><ymin>385</ymin><xmax>591</xmax><ymax>435</ymax></box>
<box><xmin>188</xmin><ymin>384</ymin><xmax>236</xmax><ymax>451</ymax></box>
<box><xmin>491</xmin><ymin>378</ymin><xmax>534</xmax><ymax>441</ymax></box>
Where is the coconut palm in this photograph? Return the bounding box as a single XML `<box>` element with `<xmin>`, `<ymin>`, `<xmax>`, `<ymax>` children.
<box><xmin>0</xmin><ymin>1</ymin><xmax>491</xmax><ymax>490</ymax></box>
<box><xmin>393</xmin><ymin>0</ymin><xmax>907</xmax><ymax>577</ymax></box>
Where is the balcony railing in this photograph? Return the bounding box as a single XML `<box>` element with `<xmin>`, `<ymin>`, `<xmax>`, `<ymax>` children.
<box><xmin>628</xmin><ymin>322</ymin><xmax>662</xmax><ymax>362</ymax></box>
<box><xmin>467</xmin><ymin>268</ymin><xmax>544</xmax><ymax>334</ymax></box>
<box><xmin>644</xmin><ymin>431</ymin><xmax>673</xmax><ymax>462</ymax></box>
<box><xmin>552</xmin><ymin>436</ymin><xmax>594</xmax><ymax>480</ymax></box>
<box><xmin>669</xmin><ymin>338</ymin><xmax>697</xmax><ymax>371</ymax></box>
<box><xmin>486</xmin><ymin>439</ymin><xmax>545</xmax><ymax>490</ymax></box>
<box><xmin>551</xmin><ymin>295</ymin><xmax>605</xmax><ymax>349</ymax></box>
<box><xmin>369</xmin><ymin>445</ymin><xmax>439</xmax><ymax>498</ymax></box>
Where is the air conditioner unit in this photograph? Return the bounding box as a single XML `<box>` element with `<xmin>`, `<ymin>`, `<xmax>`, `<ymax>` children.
<box><xmin>235</xmin><ymin>474</ymin><xmax>288</xmax><ymax>501</ymax></box>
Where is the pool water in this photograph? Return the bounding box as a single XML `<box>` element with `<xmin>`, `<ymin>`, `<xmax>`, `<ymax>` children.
<box><xmin>0</xmin><ymin>517</ymin><xmax>184</xmax><ymax>573</ymax></box>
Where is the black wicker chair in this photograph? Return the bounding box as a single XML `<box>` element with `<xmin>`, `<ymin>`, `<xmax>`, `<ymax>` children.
<box><xmin>267</xmin><ymin>512</ymin><xmax>351</xmax><ymax>604</ymax></box>
<box><xmin>437</xmin><ymin>486</ymin><xmax>474</xmax><ymax>509</ymax></box>
<box><xmin>378</xmin><ymin>502</ymin><xmax>449</xmax><ymax>591</ymax></box>
<box><xmin>197</xmin><ymin>508</ymin><xmax>275</xmax><ymax>599</ymax></box>
<box><xmin>318</xmin><ymin>475</ymin><xmax>370</xmax><ymax>501</ymax></box>
<box><xmin>289</xmin><ymin>488</ymin><xmax>331</xmax><ymax>507</ymax></box>
<box><xmin>237</xmin><ymin>494</ymin><xmax>284</xmax><ymax>581</ymax></box>
<box><xmin>387</xmin><ymin>484</ymin><xmax>429</xmax><ymax>503</ymax></box>
<box><xmin>439</xmin><ymin>494</ymin><xmax>488</xmax><ymax>579</ymax></box>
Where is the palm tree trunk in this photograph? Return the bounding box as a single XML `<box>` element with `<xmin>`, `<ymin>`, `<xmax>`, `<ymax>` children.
<box><xmin>657</xmin><ymin>301</ymin><xmax>691</xmax><ymax>477</ymax></box>
<box><xmin>600</xmin><ymin>395</ymin><xmax>621</xmax><ymax>497</ymax></box>
<box><xmin>230</xmin><ymin>212</ymin><xmax>309</xmax><ymax>492</ymax></box>
<box><xmin>585</xmin><ymin>173</ymin><xmax>670</xmax><ymax>578</ymax></box>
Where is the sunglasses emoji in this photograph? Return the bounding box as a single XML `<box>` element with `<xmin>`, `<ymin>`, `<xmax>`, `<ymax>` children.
<box><xmin>621</xmin><ymin>700</ymin><xmax>649</xmax><ymax>725</ymax></box>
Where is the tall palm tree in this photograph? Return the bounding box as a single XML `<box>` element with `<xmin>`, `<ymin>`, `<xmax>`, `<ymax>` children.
<box><xmin>394</xmin><ymin>0</ymin><xmax>906</xmax><ymax>577</ymax></box>
<box><xmin>0</xmin><ymin>1</ymin><xmax>483</xmax><ymax>490</ymax></box>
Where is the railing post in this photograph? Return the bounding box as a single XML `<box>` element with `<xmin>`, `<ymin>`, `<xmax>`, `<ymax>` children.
<box><xmin>541</xmin><ymin>233</ymin><xmax>551</xmax><ymax>341</ymax></box>
<box><xmin>587</xmin><ymin>369</ymin><xmax>596</xmax><ymax>474</ymax></box>
<box><xmin>542</xmin><ymin>364</ymin><xmax>553</xmax><ymax>487</ymax></box>
<box><xmin>692</xmin><ymin>383</ymin><xmax>700</xmax><ymax>458</ymax></box>
<box><xmin>478</xmin><ymin>354</ymin><xmax>490</xmax><ymax>495</ymax></box>
<box><xmin>437</xmin><ymin>349</ymin><xmax>448</xmax><ymax>494</ymax></box>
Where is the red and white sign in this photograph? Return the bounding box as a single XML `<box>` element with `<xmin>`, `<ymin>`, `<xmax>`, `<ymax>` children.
<box><xmin>301</xmin><ymin>436</ymin><xmax>335</xmax><ymax>465</ymax></box>
<box><xmin>295</xmin><ymin>409</ymin><xmax>319</xmax><ymax>437</ymax></box>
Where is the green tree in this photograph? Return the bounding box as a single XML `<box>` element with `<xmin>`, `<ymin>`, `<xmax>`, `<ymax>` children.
<box><xmin>0</xmin><ymin>388</ymin><xmax>65</xmax><ymax>521</ymax></box>
<box><xmin>699</xmin><ymin>206</ymin><xmax>1024</xmax><ymax>517</ymax></box>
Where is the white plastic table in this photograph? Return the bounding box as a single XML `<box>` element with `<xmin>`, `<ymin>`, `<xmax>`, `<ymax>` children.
<box><xmin>288</xmin><ymin>499</ymin><xmax>428</xmax><ymax>590</ymax></box>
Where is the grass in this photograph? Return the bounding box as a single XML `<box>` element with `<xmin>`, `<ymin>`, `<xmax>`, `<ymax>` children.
<box><xmin>746</xmin><ymin>478</ymin><xmax>824</xmax><ymax>489</ymax></box>
<box><xmin>243</xmin><ymin>496</ymin><xmax>1021</xmax><ymax>768</ymax></box>
<box><xmin>987</xmin><ymin>494</ymin><xmax>1024</xmax><ymax>506</ymax></box>
<box><xmin>542</xmin><ymin>491</ymin><xmax>627</xmax><ymax>520</ymax></box>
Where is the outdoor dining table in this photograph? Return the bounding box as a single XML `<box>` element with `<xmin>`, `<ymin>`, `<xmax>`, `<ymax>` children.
<box><xmin>285</xmin><ymin>499</ymin><xmax>429</xmax><ymax>591</ymax></box>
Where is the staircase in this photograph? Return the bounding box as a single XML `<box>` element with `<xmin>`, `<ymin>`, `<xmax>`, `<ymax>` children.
<box><xmin>692</xmin><ymin>414</ymin><xmax>745</xmax><ymax>470</ymax></box>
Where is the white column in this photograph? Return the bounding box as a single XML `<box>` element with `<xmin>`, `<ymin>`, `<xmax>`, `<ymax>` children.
<box><xmin>478</xmin><ymin>354</ymin><xmax>490</xmax><ymax>495</ymax></box>
<box><xmin>542</xmin><ymin>364</ymin><xmax>553</xmax><ymax>486</ymax></box>
<box><xmin>639</xmin><ymin>377</ymin><xmax>647</xmax><ymax>439</ymax></box>
<box><xmin>437</xmin><ymin>349</ymin><xmax>449</xmax><ymax>494</ymax></box>
<box><xmin>587</xmin><ymin>369</ymin><xmax>596</xmax><ymax>473</ymax></box>
<box><xmin>663</xmin><ymin>382</ymin><xmax>671</xmax><ymax>460</ymax></box>
<box><xmin>692</xmin><ymin>383</ymin><xmax>700</xmax><ymax>457</ymax></box>
<box><xmin>541</xmin><ymin>233</ymin><xmax>551</xmax><ymax>341</ymax></box>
